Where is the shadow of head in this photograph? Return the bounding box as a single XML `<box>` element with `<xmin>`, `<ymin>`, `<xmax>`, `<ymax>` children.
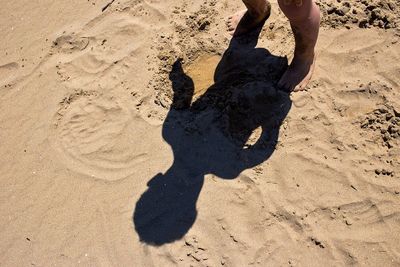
<box><xmin>133</xmin><ymin>33</ymin><xmax>292</xmax><ymax>246</ymax></box>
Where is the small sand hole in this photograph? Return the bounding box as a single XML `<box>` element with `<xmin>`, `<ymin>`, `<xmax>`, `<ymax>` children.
<box><xmin>185</xmin><ymin>54</ymin><xmax>221</xmax><ymax>99</ymax></box>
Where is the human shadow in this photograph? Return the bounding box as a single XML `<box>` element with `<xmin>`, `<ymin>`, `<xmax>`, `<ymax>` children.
<box><xmin>133</xmin><ymin>29</ymin><xmax>292</xmax><ymax>246</ymax></box>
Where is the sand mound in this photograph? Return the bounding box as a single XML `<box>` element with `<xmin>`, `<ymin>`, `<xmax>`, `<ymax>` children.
<box><xmin>361</xmin><ymin>103</ymin><xmax>400</xmax><ymax>150</ymax></box>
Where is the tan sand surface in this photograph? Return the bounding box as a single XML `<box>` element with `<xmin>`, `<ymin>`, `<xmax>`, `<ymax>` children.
<box><xmin>1</xmin><ymin>0</ymin><xmax>399</xmax><ymax>266</ymax></box>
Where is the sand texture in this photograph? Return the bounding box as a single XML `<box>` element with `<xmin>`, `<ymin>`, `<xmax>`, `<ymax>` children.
<box><xmin>1</xmin><ymin>0</ymin><xmax>400</xmax><ymax>266</ymax></box>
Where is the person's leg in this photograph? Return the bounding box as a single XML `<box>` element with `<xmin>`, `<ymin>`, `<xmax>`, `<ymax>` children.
<box><xmin>277</xmin><ymin>0</ymin><xmax>320</xmax><ymax>92</ymax></box>
<box><xmin>227</xmin><ymin>0</ymin><xmax>271</xmax><ymax>36</ymax></box>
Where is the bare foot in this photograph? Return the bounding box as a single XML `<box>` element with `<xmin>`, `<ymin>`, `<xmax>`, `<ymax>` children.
<box><xmin>227</xmin><ymin>2</ymin><xmax>271</xmax><ymax>36</ymax></box>
<box><xmin>278</xmin><ymin>54</ymin><xmax>316</xmax><ymax>92</ymax></box>
<box><xmin>277</xmin><ymin>0</ymin><xmax>320</xmax><ymax>92</ymax></box>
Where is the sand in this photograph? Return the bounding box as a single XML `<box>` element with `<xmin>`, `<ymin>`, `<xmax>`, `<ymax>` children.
<box><xmin>1</xmin><ymin>0</ymin><xmax>399</xmax><ymax>266</ymax></box>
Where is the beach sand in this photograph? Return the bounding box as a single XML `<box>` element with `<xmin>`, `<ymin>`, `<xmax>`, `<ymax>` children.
<box><xmin>1</xmin><ymin>0</ymin><xmax>399</xmax><ymax>266</ymax></box>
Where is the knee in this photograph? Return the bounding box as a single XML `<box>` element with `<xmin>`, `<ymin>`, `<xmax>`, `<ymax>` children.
<box><xmin>278</xmin><ymin>0</ymin><xmax>314</xmax><ymax>22</ymax></box>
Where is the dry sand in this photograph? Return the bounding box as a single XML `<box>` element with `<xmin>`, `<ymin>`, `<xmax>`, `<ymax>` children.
<box><xmin>1</xmin><ymin>0</ymin><xmax>400</xmax><ymax>266</ymax></box>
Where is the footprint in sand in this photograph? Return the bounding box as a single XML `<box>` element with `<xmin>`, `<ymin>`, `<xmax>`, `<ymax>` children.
<box><xmin>54</xmin><ymin>14</ymin><xmax>145</xmax><ymax>86</ymax></box>
<box><xmin>51</xmin><ymin>92</ymin><xmax>154</xmax><ymax>181</ymax></box>
<box><xmin>52</xmin><ymin>35</ymin><xmax>90</xmax><ymax>54</ymax></box>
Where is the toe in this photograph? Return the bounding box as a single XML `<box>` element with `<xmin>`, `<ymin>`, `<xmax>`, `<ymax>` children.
<box><xmin>292</xmin><ymin>85</ymin><xmax>302</xmax><ymax>92</ymax></box>
<box><xmin>293</xmin><ymin>81</ymin><xmax>304</xmax><ymax>92</ymax></box>
<box><xmin>228</xmin><ymin>24</ymin><xmax>235</xmax><ymax>31</ymax></box>
<box><xmin>297</xmin><ymin>83</ymin><xmax>308</xmax><ymax>91</ymax></box>
<box><xmin>299</xmin><ymin>82</ymin><xmax>307</xmax><ymax>91</ymax></box>
<box><xmin>228</xmin><ymin>30</ymin><xmax>235</xmax><ymax>36</ymax></box>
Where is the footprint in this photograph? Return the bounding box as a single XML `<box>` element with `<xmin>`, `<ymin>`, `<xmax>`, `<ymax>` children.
<box><xmin>51</xmin><ymin>91</ymin><xmax>153</xmax><ymax>181</ymax></box>
<box><xmin>335</xmin><ymin>82</ymin><xmax>390</xmax><ymax>119</ymax></box>
<box><xmin>55</xmin><ymin>15</ymin><xmax>145</xmax><ymax>86</ymax></box>
<box><xmin>58</xmin><ymin>54</ymin><xmax>110</xmax><ymax>85</ymax></box>
<box><xmin>123</xmin><ymin>0</ymin><xmax>167</xmax><ymax>23</ymax></box>
<box><xmin>52</xmin><ymin>35</ymin><xmax>90</xmax><ymax>54</ymax></box>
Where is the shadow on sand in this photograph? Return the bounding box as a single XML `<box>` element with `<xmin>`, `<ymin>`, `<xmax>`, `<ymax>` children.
<box><xmin>133</xmin><ymin>28</ymin><xmax>292</xmax><ymax>246</ymax></box>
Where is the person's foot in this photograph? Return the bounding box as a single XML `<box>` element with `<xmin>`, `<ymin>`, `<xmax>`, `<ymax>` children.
<box><xmin>227</xmin><ymin>2</ymin><xmax>271</xmax><ymax>36</ymax></box>
<box><xmin>277</xmin><ymin>0</ymin><xmax>320</xmax><ymax>92</ymax></box>
<box><xmin>278</xmin><ymin>53</ymin><xmax>316</xmax><ymax>92</ymax></box>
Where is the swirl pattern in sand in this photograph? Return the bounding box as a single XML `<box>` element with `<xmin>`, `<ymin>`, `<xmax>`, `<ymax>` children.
<box><xmin>51</xmin><ymin>91</ymin><xmax>149</xmax><ymax>181</ymax></box>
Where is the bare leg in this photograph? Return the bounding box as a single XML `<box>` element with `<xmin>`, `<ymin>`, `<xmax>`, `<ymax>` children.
<box><xmin>277</xmin><ymin>0</ymin><xmax>320</xmax><ymax>92</ymax></box>
<box><xmin>227</xmin><ymin>0</ymin><xmax>271</xmax><ymax>36</ymax></box>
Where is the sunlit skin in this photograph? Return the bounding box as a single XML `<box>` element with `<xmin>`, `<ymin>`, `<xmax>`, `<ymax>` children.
<box><xmin>227</xmin><ymin>0</ymin><xmax>320</xmax><ymax>92</ymax></box>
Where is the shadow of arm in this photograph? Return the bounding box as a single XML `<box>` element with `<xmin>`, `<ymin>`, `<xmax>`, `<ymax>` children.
<box><xmin>169</xmin><ymin>59</ymin><xmax>195</xmax><ymax>110</ymax></box>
